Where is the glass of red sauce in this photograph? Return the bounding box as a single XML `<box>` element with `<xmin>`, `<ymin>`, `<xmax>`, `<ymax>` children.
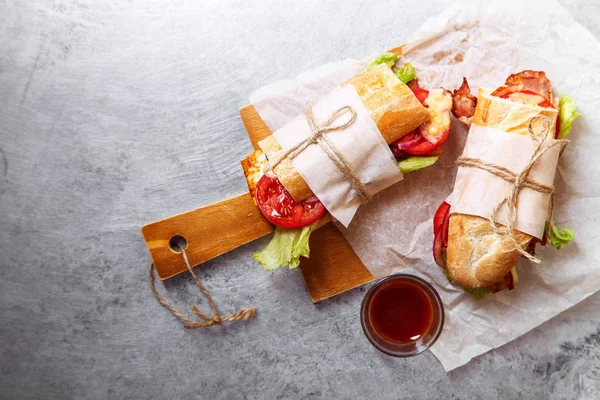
<box><xmin>360</xmin><ymin>274</ymin><xmax>444</xmax><ymax>357</ymax></box>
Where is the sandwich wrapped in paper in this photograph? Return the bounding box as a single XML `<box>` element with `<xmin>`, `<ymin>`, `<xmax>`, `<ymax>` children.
<box><xmin>433</xmin><ymin>71</ymin><xmax>580</xmax><ymax>297</ymax></box>
<box><xmin>242</xmin><ymin>51</ymin><xmax>455</xmax><ymax>270</ymax></box>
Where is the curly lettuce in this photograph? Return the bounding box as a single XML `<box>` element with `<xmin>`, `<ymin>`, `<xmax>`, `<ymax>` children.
<box><xmin>557</xmin><ymin>95</ymin><xmax>581</xmax><ymax>139</ymax></box>
<box><xmin>542</xmin><ymin>95</ymin><xmax>578</xmax><ymax>250</ymax></box>
<box><xmin>396</xmin><ymin>62</ymin><xmax>417</xmax><ymax>84</ymax></box>
<box><xmin>549</xmin><ymin>225</ymin><xmax>574</xmax><ymax>250</ymax></box>
<box><xmin>367</xmin><ymin>52</ymin><xmax>397</xmax><ymax>68</ymax></box>
<box><xmin>253</xmin><ymin>224</ymin><xmax>315</xmax><ymax>270</ymax></box>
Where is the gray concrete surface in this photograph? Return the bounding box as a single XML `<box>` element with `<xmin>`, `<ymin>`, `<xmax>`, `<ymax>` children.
<box><xmin>1</xmin><ymin>0</ymin><xmax>600</xmax><ymax>399</ymax></box>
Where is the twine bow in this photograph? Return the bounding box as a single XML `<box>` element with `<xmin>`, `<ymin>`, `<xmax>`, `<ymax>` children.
<box><xmin>456</xmin><ymin>116</ymin><xmax>569</xmax><ymax>263</ymax></box>
<box><xmin>149</xmin><ymin>245</ymin><xmax>257</xmax><ymax>329</ymax></box>
<box><xmin>263</xmin><ymin>105</ymin><xmax>371</xmax><ymax>203</ymax></box>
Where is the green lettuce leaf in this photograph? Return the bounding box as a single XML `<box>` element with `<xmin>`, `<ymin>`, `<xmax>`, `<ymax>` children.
<box><xmin>367</xmin><ymin>52</ymin><xmax>397</xmax><ymax>68</ymax></box>
<box><xmin>558</xmin><ymin>95</ymin><xmax>581</xmax><ymax>139</ymax></box>
<box><xmin>442</xmin><ymin>268</ymin><xmax>453</xmax><ymax>284</ymax></box>
<box><xmin>463</xmin><ymin>286</ymin><xmax>491</xmax><ymax>300</ymax></box>
<box><xmin>396</xmin><ymin>62</ymin><xmax>417</xmax><ymax>84</ymax></box>
<box><xmin>549</xmin><ymin>225</ymin><xmax>574</xmax><ymax>250</ymax></box>
<box><xmin>442</xmin><ymin>268</ymin><xmax>490</xmax><ymax>299</ymax></box>
<box><xmin>398</xmin><ymin>156</ymin><xmax>439</xmax><ymax>174</ymax></box>
<box><xmin>253</xmin><ymin>224</ymin><xmax>315</xmax><ymax>270</ymax></box>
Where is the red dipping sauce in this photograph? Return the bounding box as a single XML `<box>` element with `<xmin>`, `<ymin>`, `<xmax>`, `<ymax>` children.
<box><xmin>369</xmin><ymin>280</ymin><xmax>433</xmax><ymax>343</ymax></box>
<box><xmin>361</xmin><ymin>274</ymin><xmax>444</xmax><ymax>357</ymax></box>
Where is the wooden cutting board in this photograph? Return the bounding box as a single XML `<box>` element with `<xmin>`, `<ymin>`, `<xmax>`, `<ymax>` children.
<box><xmin>140</xmin><ymin>46</ymin><xmax>410</xmax><ymax>301</ymax></box>
<box><xmin>140</xmin><ymin>105</ymin><xmax>374</xmax><ymax>302</ymax></box>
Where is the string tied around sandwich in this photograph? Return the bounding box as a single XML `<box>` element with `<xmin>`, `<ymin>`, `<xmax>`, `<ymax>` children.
<box><xmin>149</xmin><ymin>245</ymin><xmax>257</xmax><ymax>329</ymax></box>
<box><xmin>262</xmin><ymin>105</ymin><xmax>371</xmax><ymax>204</ymax></box>
<box><xmin>455</xmin><ymin>115</ymin><xmax>569</xmax><ymax>263</ymax></box>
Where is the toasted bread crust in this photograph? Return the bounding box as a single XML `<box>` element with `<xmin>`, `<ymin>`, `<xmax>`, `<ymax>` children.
<box><xmin>241</xmin><ymin>149</ymin><xmax>267</xmax><ymax>201</ymax></box>
<box><xmin>473</xmin><ymin>88</ymin><xmax>558</xmax><ymax>137</ymax></box>
<box><xmin>447</xmin><ymin>214</ymin><xmax>531</xmax><ymax>287</ymax></box>
<box><xmin>342</xmin><ymin>64</ymin><xmax>430</xmax><ymax>144</ymax></box>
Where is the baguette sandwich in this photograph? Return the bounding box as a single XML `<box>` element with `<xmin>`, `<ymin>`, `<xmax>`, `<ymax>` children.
<box><xmin>243</xmin><ymin>51</ymin><xmax>455</xmax><ymax>270</ymax></box>
<box><xmin>433</xmin><ymin>71</ymin><xmax>580</xmax><ymax>297</ymax></box>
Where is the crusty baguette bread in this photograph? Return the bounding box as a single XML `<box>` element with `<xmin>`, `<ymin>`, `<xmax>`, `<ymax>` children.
<box><xmin>258</xmin><ymin>64</ymin><xmax>430</xmax><ymax>202</ymax></box>
<box><xmin>241</xmin><ymin>149</ymin><xmax>267</xmax><ymax>200</ymax></box>
<box><xmin>446</xmin><ymin>89</ymin><xmax>558</xmax><ymax>288</ymax></box>
<box><xmin>447</xmin><ymin>214</ymin><xmax>531</xmax><ymax>287</ymax></box>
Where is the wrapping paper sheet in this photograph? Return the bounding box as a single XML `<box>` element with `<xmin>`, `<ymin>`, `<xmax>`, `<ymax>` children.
<box><xmin>250</xmin><ymin>0</ymin><xmax>600</xmax><ymax>371</ymax></box>
<box><xmin>448</xmin><ymin>124</ymin><xmax>562</xmax><ymax>239</ymax></box>
<box><xmin>271</xmin><ymin>86</ymin><xmax>403</xmax><ymax>227</ymax></box>
<box><xmin>251</xmin><ymin>59</ymin><xmax>366</xmax><ymax>131</ymax></box>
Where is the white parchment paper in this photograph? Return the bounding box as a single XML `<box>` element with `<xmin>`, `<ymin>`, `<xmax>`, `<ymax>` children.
<box><xmin>250</xmin><ymin>0</ymin><xmax>600</xmax><ymax>371</ymax></box>
<box><xmin>251</xmin><ymin>59</ymin><xmax>367</xmax><ymax>131</ymax></box>
<box><xmin>271</xmin><ymin>85</ymin><xmax>403</xmax><ymax>227</ymax></box>
<box><xmin>447</xmin><ymin>124</ymin><xmax>562</xmax><ymax>239</ymax></box>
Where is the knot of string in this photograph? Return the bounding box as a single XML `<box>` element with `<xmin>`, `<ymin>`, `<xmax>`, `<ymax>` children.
<box><xmin>455</xmin><ymin>116</ymin><xmax>569</xmax><ymax>263</ymax></box>
<box><xmin>263</xmin><ymin>105</ymin><xmax>370</xmax><ymax>203</ymax></box>
<box><xmin>149</xmin><ymin>245</ymin><xmax>257</xmax><ymax>329</ymax></box>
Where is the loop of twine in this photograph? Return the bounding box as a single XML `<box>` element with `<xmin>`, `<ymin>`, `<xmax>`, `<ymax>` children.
<box><xmin>263</xmin><ymin>105</ymin><xmax>370</xmax><ymax>203</ymax></box>
<box><xmin>149</xmin><ymin>245</ymin><xmax>257</xmax><ymax>329</ymax></box>
<box><xmin>456</xmin><ymin>116</ymin><xmax>569</xmax><ymax>263</ymax></box>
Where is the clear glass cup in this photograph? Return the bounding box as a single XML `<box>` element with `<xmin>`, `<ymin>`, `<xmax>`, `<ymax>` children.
<box><xmin>360</xmin><ymin>273</ymin><xmax>444</xmax><ymax>357</ymax></box>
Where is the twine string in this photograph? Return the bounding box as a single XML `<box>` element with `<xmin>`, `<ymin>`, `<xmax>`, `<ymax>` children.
<box><xmin>149</xmin><ymin>245</ymin><xmax>257</xmax><ymax>329</ymax></box>
<box><xmin>456</xmin><ymin>116</ymin><xmax>569</xmax><ymax>263</ymax></box>
<box><xmin>263</xmin><ymin>105</ymin><xmax>370</xmax><ymax>203</ymax></box>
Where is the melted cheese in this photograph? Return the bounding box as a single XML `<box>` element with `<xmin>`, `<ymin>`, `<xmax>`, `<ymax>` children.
<box><xmin>422</xmin><ymin>90</ymin><xmax>452</xmax><ymax>142</ymax></box>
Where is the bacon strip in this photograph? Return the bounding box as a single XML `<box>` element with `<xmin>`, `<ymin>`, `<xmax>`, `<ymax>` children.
<box><xmin>504</xmin><ymin>70</ymin><xmax>554</xmax><ymax>104</ymax></box>
<box><xmin>452</xmin><ymin>71</ymin><xmax>554</xmax><ymax>125</ymax></box>
<box><xmin>451</xmin><ymin>78</ymin><xmax>477</xmax><ymax>122</ymax></box>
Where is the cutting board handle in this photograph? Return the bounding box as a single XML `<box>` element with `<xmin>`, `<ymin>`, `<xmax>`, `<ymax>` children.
<box><xmin>141</xmin><ymin>193</ymin><xmax>274</xmax><ymax>280</ymax></box>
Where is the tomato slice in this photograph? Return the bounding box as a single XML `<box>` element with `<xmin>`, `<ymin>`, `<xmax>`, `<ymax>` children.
<box><xmin>433</xmin><ymin>230</ymin><xmax>446</xmax><ymax>268</ymax></box>
<box><xmin>255</xmin><ymin>175</ymin><xmax>325</xmax><ymax>229</ymax></box>
<box><xmin>490</xmin><ymin>84</ymin><xmax>520</xmax><ymax>98</ymax></box>
<box><xmin>433</xmin><ymin>202</ymin><xmax>451</xmax><ymax>268</ymax></box>
<box><xmin>492</xmin><ymin>88</ymin><xmax>555</xmax><ymax>109</ymax></box>
<box><xmin>433</xmin><ymin>201</ymin><xmax>450</xmax><ymax>235</ymax></box>
<box><xmin>411</xmin><ymin>86</ymin><xmax>430</xmax><ymax>105</ymax></box>
<box><xmin>408</xmin><ymin>80</ymin><xmax>430</xmax><ymax>105</ymax></box>
<box><xmin>439</xmin><ymin>204</ymin><xmax>450</xmax><ymax>247</ymax></box>
<box><xmin>421</xmin><ymin>147</ymin><xmax>444</xmax><ymax>157</ymax></box>
<box><xmin>404</xmin><ymin>128</ymin><xmax>449</xmax><ymax>155</ymax></box>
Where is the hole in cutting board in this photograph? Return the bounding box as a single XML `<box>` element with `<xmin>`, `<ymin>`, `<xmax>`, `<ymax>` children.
<box><xmin>168</xmin><ymin>235</ymin><xmax>188</xmax><ymax>253</ymax></box>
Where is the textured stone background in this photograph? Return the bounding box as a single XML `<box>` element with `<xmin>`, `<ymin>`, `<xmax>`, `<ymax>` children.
<box><xmin>1</xmin><ymin>0</ymin><xmax>600</xmax><ymax>399</ymax></box>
